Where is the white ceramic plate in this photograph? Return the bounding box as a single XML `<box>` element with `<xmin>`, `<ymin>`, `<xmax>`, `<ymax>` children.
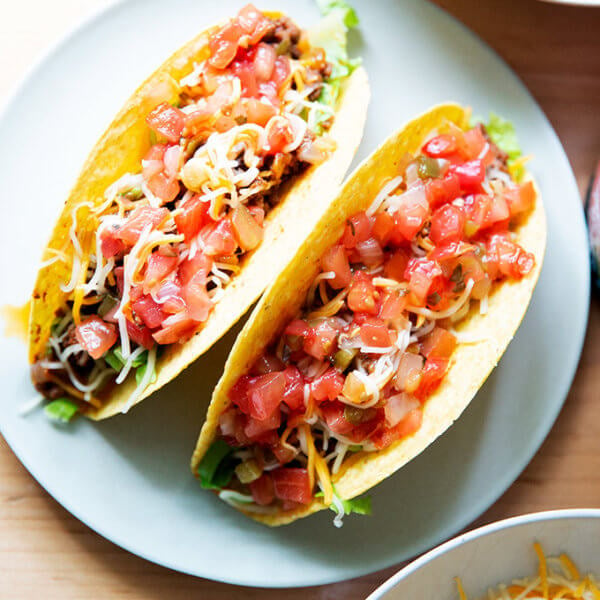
<box><xmin>368</xmin><ymin>509</ymin><xmax>600</xmax><ymax>599</ymax></box>
<box><xmin>0</xmin><ymin>0</ymin><xmax>588</xmax><ymax>588</ymax></box>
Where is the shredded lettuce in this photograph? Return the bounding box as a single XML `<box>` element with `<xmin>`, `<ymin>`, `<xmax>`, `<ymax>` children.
<box><xmin>332</xmin><ymin>494</ymin><xmax>372</xmax><ymax>516</ymax></box>
<box><xmin>309</xmin><ymin>0</ymin><xmax>361</xmax><ymax>132</ymax></box>
<box><xmin>135</xmin><ymin>359</ymin><xmax>156</xmax><ymax>386</ymax></box>
<box><xmin>105</xmin><ymin>346</ymin><xmax>148</xmax><ymax>373</ymax></box>
<box><xmin>197</xmin><ymin>439</ymin><xmax>237</xmax><ymax>490</ymax></box>
<box><xmin>44</xmin><ymin>398</ymin><xmax>79</xmax><ymax>423</ymax></box>
<box><xmin>485</xmin><ymin>112</ymin><xmax>522</xmax><ymax>162</ymax></box>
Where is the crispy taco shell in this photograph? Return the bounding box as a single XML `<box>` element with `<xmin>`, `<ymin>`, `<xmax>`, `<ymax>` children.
<box><xmin>28</xmin><ymin>11</ymin><xmax>370</xmax><ymax>420</ymax></box>
<box><xmin>191</xmin><ymin>103</ymin><xmax>546</xmax><ymax>525</ymax></box>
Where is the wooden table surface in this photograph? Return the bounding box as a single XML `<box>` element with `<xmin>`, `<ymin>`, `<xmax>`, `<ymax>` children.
<box><xmin>1</xmin><ymin>0</ymin><xmax>599</xmax><ymax>597</ymax></box>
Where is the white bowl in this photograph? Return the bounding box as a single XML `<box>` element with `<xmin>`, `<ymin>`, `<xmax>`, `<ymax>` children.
<box><xmin>368</xmin><ymin>510</ymin><xmax>600</xmax><ymax>599</ymax></box>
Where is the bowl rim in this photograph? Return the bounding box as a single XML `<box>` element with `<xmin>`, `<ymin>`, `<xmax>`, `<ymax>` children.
<box><xmin>367</xmin><ymin>508</ymin><xmax>600</xmax><ymax>599</ymax></box>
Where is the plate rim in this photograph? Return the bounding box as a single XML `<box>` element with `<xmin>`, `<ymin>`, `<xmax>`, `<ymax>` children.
<box><xmin>0</xmin><ymin>0</ymin><xmax>590</xmax><ymax>588</ymax></box>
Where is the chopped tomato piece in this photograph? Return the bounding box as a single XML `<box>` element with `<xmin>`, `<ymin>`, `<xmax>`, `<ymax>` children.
<box><xmin>371</xmin><ymin>407</ymin><xmax>422</xmax><ymax>450</ymax></box>
<box><xmin>303</xmin><ymin>321</ymin><xmax>337</xmax><ymax>360</ymax></box>
<box><xmin>379</xmin><ymin>289</ymin><xmax>408</xmax><ymax>321</ymax></box>
<box><xmin>126</xmin><ymin>318</ymin><xmax>154</xmax><ymax>350</ymax></box>
<box><xmin>152</xmin><ymin>312</ymin><xmax>197</xmax><ymax>345</ymax></box>
<box><xmin>143</xmin><ymin>252</ymin><xmax>178</xmax><ymax>291</ymax></box>
<box><xmin>282</xmin><ymin>366</ymin><xmax>304</xmax><ymax>410</ymax></box>
<box><xmin>244</xmin><ymin>409</ymin><xmax>280</xmax><ymax>440</ymax></box>
<box><xmin>422</xmin><ymin>134</ymin><xmax>460</xmax><ymax>159</ymax></box>
<box><xmin>231</xmin><ymin>205</ymin><xmax>263</xmax><ymax>251</ymax></box>
<box><xmin>237</xmin><ymin>4</ymin><xmax>273</xmax><ymax>44</ymax></box>
<box><xmin>415</xmin><ymin>357</ymin><xmax>449</xmax><ymax>401</ymax></box>
<box><xmin>384</xmin><ymin>248</ymin><xmax>410</xmax><ymax>281</ymax></box>
<box><xmin>146</xmin><ymin>103</ymin><xmax>185</xmax><ymax>143</ymax></box>
<box><xmin>463</xmin><ymin>126</ymin><xmax>494</xmax><ymax>165</ymax></box>
<box><xmin>321</xmin><ymin>244</ymin><xmax>352</xmax><ymax>289</ymax></box>
<box><xmin>271</xmin><ymin>56</ymin><xmax>291</xmax><ymax>92</ymax></box>
<box><xmin>505</xmin><ymin>180</ymin><xmax>535</xmax><ymax>217</ymax></box>
<box><xmin>249</xmin><ymin>473</ymin><xmax>275</xmax><ymax>506</ymax></box>
<box><xmin>284</xmin><ymin>319</ymin><xmax>310</xmax><ymax>338</ymax></box>
<box><xmin>100</xmin><ymin>229</ymin><xmax>126</xmax><ymax>259</ymax></box>
<box><xmin>420</xmin><ymin>327</ymin><xmax>457</xmax><ymax>359</ymax></box>
<box><xmin>209</xmin><ymin>21</ymin><xmax>241</xmax><ymax>69</ymax></box>
<box><xmin>450</xmin><ymin>159</ymin><xmax>485</xmax><ymax>192</ymax></box>
<box><xmin>311</xmin><ymin>368</ymin><xmax>344</xmax><ymax>402</ymax></box>
<box><xmin>266</xmin><ymin>119</ymin><xmax>294</xmax><ymax>154</ymax></box>
<box><xmin>178</xmin><ymin>252</ymin><xmax>212</xmax><ymax>287</ymax></box>
<box><xmin>272</xmin><ymin>468</ymin><xmax>312</xmax><ymax>505</ymax></box>
<box><xmin>183</xmin><ymin>271</ymin><xmax>211</xmax><ymax>322</ymax></box>
<box><xmin>405</xmin><ymin>258</ymin><xmax>443</xmax><ymax>305</ymax></box>
<box><xmin>359</xmin><ymin>317</ymin><xmax>391</xmax><ymax>348</ymax></box>
<box><xmin>348</xmin><ymin>271</ymin><xmax>378</xmax><ymax>315</ymax></box>
<box><xmin>392</xmin><ymin>188</ymin><xmax>429</xmax><ymax>241</ymax></box>
<box><xmin>320</xmin><ymin>401</ymin><xmax>354</xmax><ymax>436</ymax></box>
<box><xmin>245</xmin><ymin>97</ymin><xmax>277</xmax><ymax>126</ymax></box>
<box><xmin>486</xmin><ymin>234</ymin><xmax>535</xmax><ymax>279</ymax></box>
<box><xmin>132</xmin><ymin>295</ymin><xmax>166</xmax><ymax>330</ymax></box>
<box><xmin>372</xmin><ymin>211</ymin><xmax>395</xmax><ymax>246</ymax></box>
<box><xmin>116</xmin><ymin>206</ymin><xmax>169</xmax><ymax>246</ymax></box>
<box><xmin>246</xmin><ymin>372</ymin><xmax>286</xmax><ymax>420</ymax></box>
<box><xmin>204</xmin><ymin>219</ymin><xmax>238</xmax><ymax>257</ymax></box>
<box><xmin>430</xmin><ymin>204</ymin><xmax>466</xmax><ymax>246</ymax></box>
<box><xmin>342</xmin><ymin>212</ymin><xmax>372</xmax><ymax>249</ymax></box>
<box><xmin>75</xmin><ymin>316</ymin><xmax>117</xmax><ymax>359</ymax></box>
<box><xmin>253</xmin><ymin>354</ymin><xmax>285</xmax><ymax>375</ymax></box>
<box><xmin>425</xmin><ymin>173</ymin><xmax>461</xmax><ymax>209</ymax></box>
<box><xmin>175</xmin><ymin>194</ymin><xmax>209</xmax><ymax>241</ymax></box>
<box><xmin>146</xmin><ymin>171</ymin><xmax>180</xmax><ymax>204</ymax></box>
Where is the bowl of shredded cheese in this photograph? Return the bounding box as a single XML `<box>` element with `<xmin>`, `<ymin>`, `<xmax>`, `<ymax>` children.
<box><xmin>368</xmin><ymin>509</ymin><xmax>600</xmax><ymax>600</ymax></box>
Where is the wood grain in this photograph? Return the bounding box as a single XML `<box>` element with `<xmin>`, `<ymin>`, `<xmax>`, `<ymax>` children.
<box><xmin>1</xmin><ymin>0</ymin><xmax>599</xmax><ymax>597</ymax></box>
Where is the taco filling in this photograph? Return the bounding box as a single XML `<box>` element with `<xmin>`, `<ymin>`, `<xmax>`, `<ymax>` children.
<box><xmin>199</xmin><ymin>121</ymin><xmax>537</xmax><ymax>513</ymax></box>
<box><xmin>31</xmin><ymin>4</ymin><xmax>359</xmax><ymax>414</ymax></box>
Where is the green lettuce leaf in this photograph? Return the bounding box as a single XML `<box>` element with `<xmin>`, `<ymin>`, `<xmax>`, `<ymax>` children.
<box><xmin>197</xmin><ymin>439</ymin><xmax>237</xmax><ymax>490</ymax></box>
<box><xmin>485</xmin><ymin>112</ymin><xmax>522</xmax><ymax>162</ymax></box>
<box><xmin>316</xmin><ymin>0</ymin><xmax>359</xmax><ymax>28</ymax></box>
<box><xmin>44</xmin><ymin>398</ymin><xmax>79</xmax><ymax>423</ymax></box>
<box><xmin>331</xmin><ymin>494</ymin><xmax>372</xmax><ymax>516</ymax></box>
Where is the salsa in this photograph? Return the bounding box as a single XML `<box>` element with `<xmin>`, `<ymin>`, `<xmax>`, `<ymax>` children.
<box><xmin>203</xmin><ymin>121</ymin><xmax>536</xmax><ymax>511</ymax></box>
<box><xmin>31</xmin><ymin>5</ymin><xmax>349</xmax><ymax>413</ymax></box>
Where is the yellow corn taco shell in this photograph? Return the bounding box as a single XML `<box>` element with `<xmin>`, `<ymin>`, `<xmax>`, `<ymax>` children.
<box><xmin>191</xmin><ymin>103</ymin><xmax>546</xmax><ymax>526</ymax></box>
<box><xmin>28</xmin><ymin>11</ymin><xmax>370</xmax><ymax>420</ymax></box>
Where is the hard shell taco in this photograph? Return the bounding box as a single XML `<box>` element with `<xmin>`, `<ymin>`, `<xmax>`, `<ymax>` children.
<box><xmin>191</xmin><ymin>103</ymin><xmax>546</xmax><ymax>525</ymax></box>
<box><xmin>28</xmin><ymin>4</ymin><xmax>369</xmax><ymax>420</ymax></box>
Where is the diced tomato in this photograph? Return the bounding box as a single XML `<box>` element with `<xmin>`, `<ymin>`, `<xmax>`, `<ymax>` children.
<box><xmin>392</xmin><ymin>188</ymin><xmax>429</xmax><ymax>241</ymax></box>
<box><xmin>415</xmin><ymin>357</ymin><xmax>449</xmax><ymax>401</ymax></box>
<box><xmin>405</xmin><ymin>258</ymin><xmax>443</xmax><ymax>305</ymax></box>
<box><xmin>245</xmin><ymin>97</ymin><xmax>277</xmax><ymax>126</ymax></box>
<box><xmin>282</xmin><ymin>366</ymin><xmax>304</xmax><ymax>410</ymax></box>
<box><xmin>359</xmin><ymin>317</ymin><xmax>391</xmax><ymax>348</ymax></box>
<box><xmin>230</xmin><ymin>205</ymin><xmax>263</xmax><ymax>251</ymax></box>
<box><xmin>183</xmin><ymin>271</ymin><xmax>211</xmax><ymax>322</ymax></box>
<box><xmin>463</xmin><ymin>194</ymin><xmax>492</xmax><ymax>235</ymax></box>
<box><xmin>463</xmin><ymin>126</ymin><xmax>494</xmax><ymax>165</ymax></box>
<box><xmin>244</xmin><ymin>409</ymin><xmax>280</xmax><ymax>440</ymax></box>
<box><xmin>370</xmin><ymin>407</ymin><xmax>422</xmax><ymax>450</ymax></box>
<box><xmin>271</xmin><ymin>55</ymin><xmax>291</xmax><ymax>92</ymax></box>
<box><xmin>422</xmin><ymin>134</ymin><xmax>460</xmax><ymax>159</ymax></box>
<box><xmin>132</xmin><ymin>295</ymin><xmax>166</xmax><ymax>330</ymax></box>
<box><xmin>75</xmin><ymin>316</ymin><xmax>117</xmax><ymax>359</ymax></box>
<box><xmin>303</xmin><ymin>321</ymin><xmax>338</xmax><ymax>360</ymax></box>
<box><xmin>151</xmin><ymin>312</ymin><xmax>197</xmax><ymax>345</ymax></box>
<box><xmin>320</xmin><ymin>401</ymin><xmax>354</xmax><ymax>436</ymax></box>
<box><xmin>321</xmin><ymin>244</ymin><xmax>352</xmax><ymax>289</ymax></box>
<box><xmin>253</xmin><ymin>42</ymin><xmax>276</xmax><ymax>81</ymax></box>
<box><xmin>486</xmin><ymin>234</ymin><xmax>535</xmax><ymax>279</ymax></box>
<box><xmin>311</xmin><ymin>368</ymin><xmax>344</xmax><ymax>402</ymax></box>
<box><xmin>232</xmin><ymin>58</ymin><xmax>259</xmax><ymax>98</ymax></box>
<box><xmin>372</xmin><ymin>211</ymin><xmax>395</xmax><ymax>246</ymax></box>
<box><xmin>420</xmin><ymin>327</ymin><xmax>457</xmax><ymax>359</ymax></box>
<box><xmin>146</xmin><ymin>103</ymin><xmax>186</xmax><ymax>143</ymax></box>
<box><xmin>342</xmin><ymin>212</ymin><xmax>372</xmax><ymax>249</ymax></box>
<box><xmin>229</xmin><ymin>375</ymin><xmax>252</xmax><ymax>415</ymax></box>
<box><xmin>144</xmin><ymin>143</ymin><xmax>167</xmax><ymax>163</ymax></box>
<box><xmin>146</xmin><ymin>171</ymin><xmax>180</xmax><ymax>204</ymax></box>
<box><xmin>272</xmin><ymin>468</ymin><xmax>312</xmax><ymax>505</ymax></box>
<box><xmin>450</xmin><ymin>159</ymin><xmax>485</xmax><ymax>193</ymax></box>
<box><xmin>384</xmin><ymin>248</ymin><xmax>410</xmax><ymax>281</ymax></box>
<box><xmin>125</xmin><ymin>318</ymin><xmax>155</xmax><ymax>350</ymax></box>
<box><xmin>116</xmin><ymin>206</ymin><xmax>169</xmax><ymax>246</ymax></box>
<box><xmin>174</xmin><ymin>194</ymin><xmax>210</xmax><ymax>241</ymax></box>
<box><xmin>100</xmin><ymin>228</ymin><xmax>126</xmax><ymax>259</ymax></box>
<box><xmin>237</xmin><ymin>4</ymin><xmax>273</xmax><ymax>44</ymax></box>
<box><xmin>266</xmin><ymin>118</ymin><xmax>294</xmax><ymax>154</ymax></box>
<box><xmin>249</xmin><ymin>473</ymin><xmax>275</xmax><ymax>506</ymax></box>
<box><xmin>143</xmin><ymin>252</ymin><xmax>178</xmax><ymax>291</ymax></box>
<box><xmin>430</xmin><ymin>204</ymin><xmax>466</xmax><ymax>246</ymax></box>
<box><xmin>253</xmin><ymin>354</ymin><xmax>285</xmax><ymax>375</ymax></box>
<box><xmin>178</xmin><ymin>252</ymin><xmax>212</xmax><ymax>287</ymax></box>
<box><xmin>284</xmin><ymin>319</ymin><xmax>310</xmax><ymax>338</ymax></box>
<box><xmin>379</xmin><ymin>289</ymin><xmax>408</xmax><ymax>321</ymax></box>
<box><xmin>505</xmin><ymin>180</ymin><xmax>535</xmax><ymax>217</ymax></box>
<box><xmin>209</xmin><ymin>21</ymin><xmax>241</xmax><ymax>69</ymax></box>
<box><xmin>204</xmin><ymin>219</ymin><xmax>238</xmax><ymax>256</ymax></box>
<box><xmin>425</xmin><ymin>173</ymin><xmax>461</xmax><ymax>209</ymax></box>
<box><xmin>271</xmin><ymin>442</ymin><xmax>296</xmax><ymax>466</ymax></box>
<box><xmin>348</xmin><ymin>271</ymin><xmax>378</xmax><ymax>315</ymax></box>
<box><xmin>246</xmin><ymin>372</ymin><xmax>286</xmax><ymax>420</ymax></box>
<box><xmin>487</xmin><ymin>195</ymin><xmax>510</xmax><ymax>227</ymax></box>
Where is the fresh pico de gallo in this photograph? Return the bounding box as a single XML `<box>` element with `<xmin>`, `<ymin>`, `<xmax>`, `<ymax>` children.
<box><xmin>32</xmin><ymin>4</ymin><xmax>358</xmax><ymax>416</ymax></box>
<box><xmin>198</xmin><ymin>118</ymin><xmax>536</xmax><ymax>517</ymax></box>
